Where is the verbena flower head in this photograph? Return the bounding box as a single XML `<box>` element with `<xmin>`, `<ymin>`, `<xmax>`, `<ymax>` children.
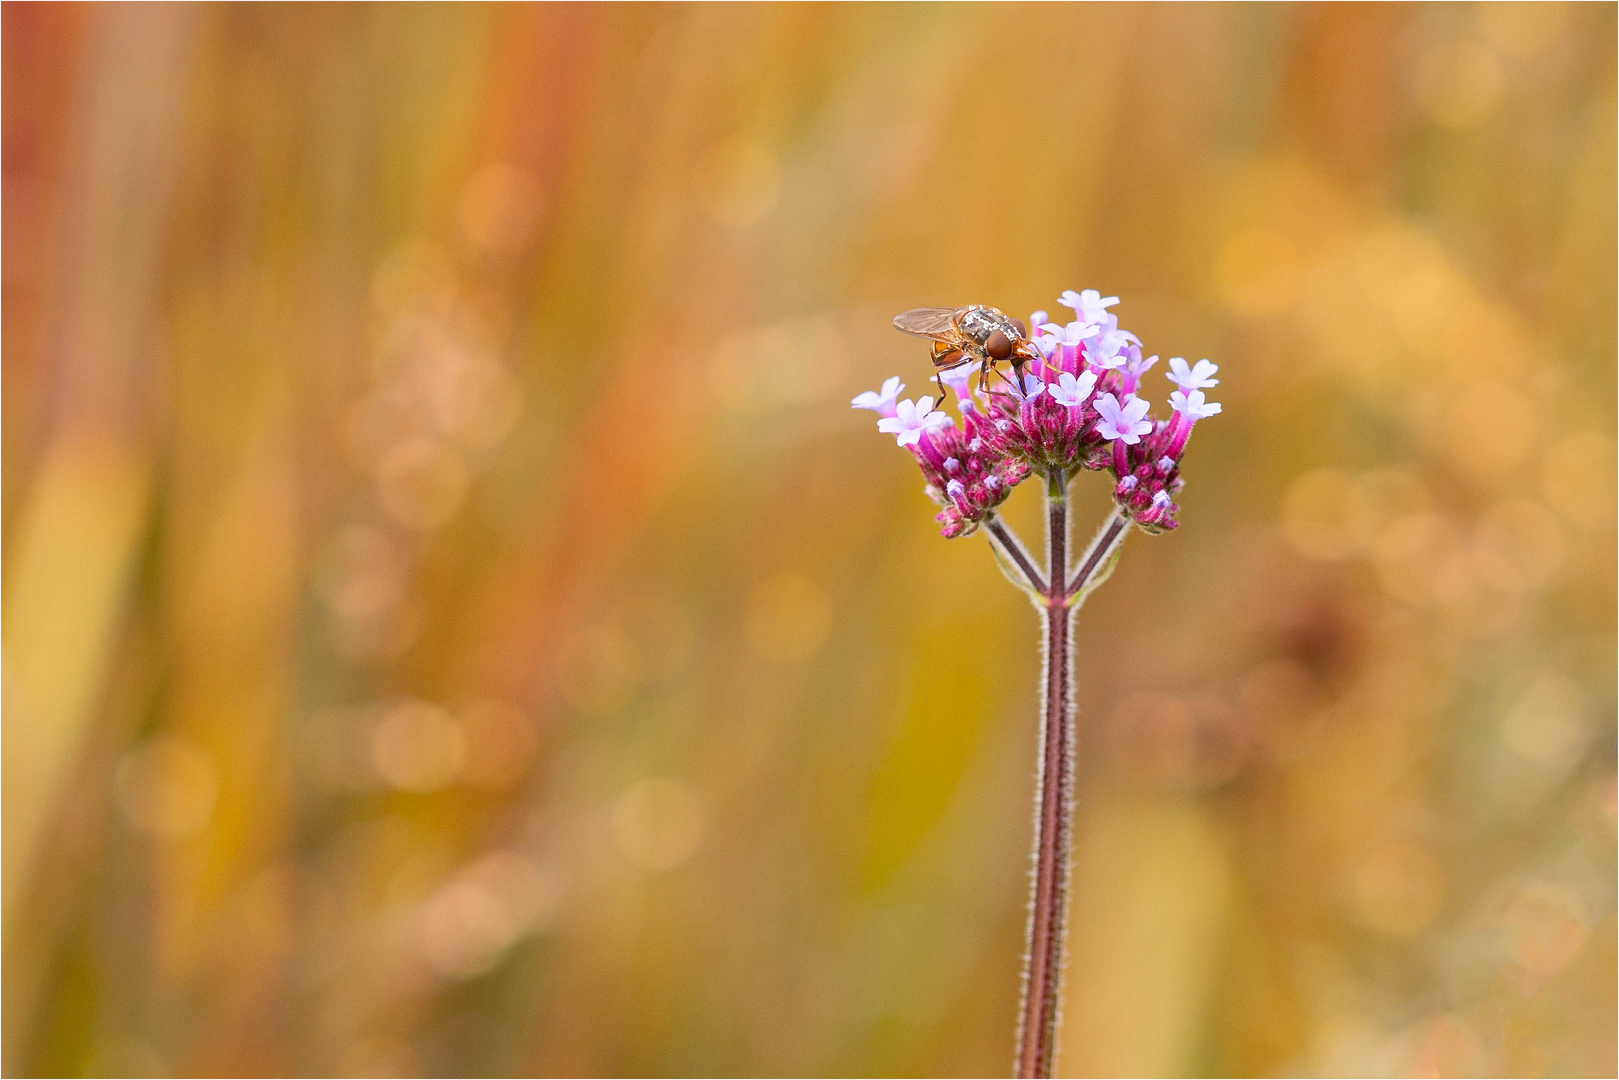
<box><xmin>1102</xmin><ymin>361</ymin><xmax>1224</xmax><ymax>533</ymax></box>
<box><xmin>862</xmin><ymin>290</ymin><xmax>1222</xmax><ymax>535</ymax></box>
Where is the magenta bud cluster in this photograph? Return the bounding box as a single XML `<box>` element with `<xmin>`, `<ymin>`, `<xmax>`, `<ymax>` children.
<box><xmin>855</xmin><ymin>291</ymin><xmax>1222</xmax><ymax>536</ymax></box>
<box><xmin>920</xmin><ymin>405</ymin><xmax>1032</xmax><ymax>539</ymax></box>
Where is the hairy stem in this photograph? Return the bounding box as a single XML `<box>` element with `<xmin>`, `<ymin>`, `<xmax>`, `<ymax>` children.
<box><xmin>1015</xmin><ymin>469</ymin><xmax>1072</xmax><ymax>1079</ymax></box>
<box><xmin>1068</xmin><ymin>505</ymin><xmax>1130</xmax><ymax>600</ymax></box>
<box><xmin>986</xmin><ymin>514</ymin><xmax>1047</xmax><ymax>595</ymax></box>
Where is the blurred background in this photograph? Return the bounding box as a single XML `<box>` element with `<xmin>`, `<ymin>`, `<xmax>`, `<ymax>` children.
<box><xmin>3</xmin><ymin>3</ymin><xmax>1614</xmax><ymax>1076</ymax></box>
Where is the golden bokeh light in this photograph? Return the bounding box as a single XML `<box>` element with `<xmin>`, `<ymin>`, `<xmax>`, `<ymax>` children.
<box><xmin>2</xmin><ymin>5</ymin><xmax>1611</xmax><ymax>1077</ymax></box>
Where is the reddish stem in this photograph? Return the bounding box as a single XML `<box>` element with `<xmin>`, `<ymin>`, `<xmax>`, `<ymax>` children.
<box><xmin>1068</xmin><ymin>508</ymin><xmax>1129</xmax><ymax>599</ymax></box>
<box><xmin>986</xmin><ymin>515</ymin><xmax>1047</xmax><ymax>595</ymax></box>
<box><xmin>1014</xmin><ymin>469</ymin><xmax>1073</xmax><ymax>1079</ymax></box>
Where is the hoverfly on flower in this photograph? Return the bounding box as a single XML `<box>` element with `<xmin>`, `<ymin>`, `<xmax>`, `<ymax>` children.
<box><xmin>891</xmin><ymin>304</ymin><xmax>1043</xmax><ymax>397</ymax></box>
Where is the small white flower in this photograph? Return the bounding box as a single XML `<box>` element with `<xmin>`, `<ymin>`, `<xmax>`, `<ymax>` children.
<box><xmin>1165</xmin><ymin>357</ymin><xmax>1219</xmax><ymax>391</ymax></box>
<box><xmin>1168</xmin><ymin>388</ymin><xmax>1222</xmax><ymax>420</ymax></box>
<box><xmin>1040</xmin><ymin>320</ymin><xmax>1100</xmax><ymax>348</ymax></box>
<box><xmin>1094</xmin><ymin>393</ymin><xmax>1154</xmax><ymax>444</ymax></box>
<box><xmin>1085</xmin><ymin>330</ymin><xmax>1133</xmax><ymax>370</ymax></box>
<box><xmin>1125</xmin><ymin>352</ymin><xmax>1159</xmax><ymax>380</ymax></box>
<box><xmin>877</xmin><ymin>396</ymin><xmax>952</xmax><ymax>447</ymax></box>
<box><xmin>946</xmin><ymin>479</ymin><xmax>966</xmax><ymax>500</ymax></box>
<box><xmin>1029</xmin><ymin>310</ymin><xmax>1049</xmax><ymax>330</ymax></box>
<box><xmin>1117</xmin><ymin>475</ymin><xmax>1139</xmax><ymax>492</ymax></box>
<box><xmin>1151</xmin><ymin>490</ymin><xmax>1172</xmax><ymax>508</ymax></box>
<box><xmin>1046</xmin><ymin>370</ymin><xmax>1099</xmax><ymax>408</ymax></box>
<box><xmin>852</xmin><ymin>376</ymin><xmax>906</xmax><ymax>416</ymax></box>
<box><xmin>1059</xmin><ymin>289</ymin><xmax>1120</xmax><ymax>325</ymax></box>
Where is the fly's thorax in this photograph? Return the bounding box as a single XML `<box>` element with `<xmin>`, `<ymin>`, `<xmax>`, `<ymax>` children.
<box><xmin>954</xmin><ymin>305</ymin><xmax>1012</xmax><ymax>348</ymax></box>
<box><xmin>955</xmin><ymin>306</ymin><xmax>1024</xmax><ymax>364</ymax></box>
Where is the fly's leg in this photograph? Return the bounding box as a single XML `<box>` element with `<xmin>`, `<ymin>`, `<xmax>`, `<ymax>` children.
<box><xmin>932</xmin><ymin>344</ymin><xmax>968</xmax><ymax>410</ymax></box>
<box><xmin>987</xmin><ymin>358</ymin><xmax>1017</xmax><ymax>397</ymax></box>
<box><xmin>997</xmin><ymin>344</ymin><xmax>1039</xmax><ymax>398</ymax></box>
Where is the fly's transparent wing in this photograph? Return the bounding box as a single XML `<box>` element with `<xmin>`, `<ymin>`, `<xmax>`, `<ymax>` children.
<box><xmin>891</xmin><ymin>307</ymin><xmax>962</xmax><ymax>344</ymax></box>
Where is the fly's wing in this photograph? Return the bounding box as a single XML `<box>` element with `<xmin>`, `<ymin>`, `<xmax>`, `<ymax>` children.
<box><xmin>891</xmin><ymin>307</ymin><xmax>962</xmax><ymax>344</ymax></box>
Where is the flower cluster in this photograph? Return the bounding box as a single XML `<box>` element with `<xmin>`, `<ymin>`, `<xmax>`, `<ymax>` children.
<box><xmin>856</xmin><ymin>291</ymin><xmax>1222</xmax><ymax>535</ymax></box>
<box><xmin>852</xmin><ymin>375</ymin><xmax>1031</xmax><ymax>538</ymax></box>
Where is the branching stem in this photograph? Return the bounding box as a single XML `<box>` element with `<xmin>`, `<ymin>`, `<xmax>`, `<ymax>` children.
<box><xmin>1068</xmin><ymin>506</ymin><xmax>1130</xmax><ymax>600</ymax></box>
<box><xmin>985</xmin><ymin>515</ymin><xmax>1046</xmax><ymax>595</ymax></box>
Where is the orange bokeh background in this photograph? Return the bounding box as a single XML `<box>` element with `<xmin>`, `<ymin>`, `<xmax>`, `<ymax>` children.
<box><xmin>4</xmin><ymin>4</ymin><xmax>1614</xmax><ymax>1076</ymax></box>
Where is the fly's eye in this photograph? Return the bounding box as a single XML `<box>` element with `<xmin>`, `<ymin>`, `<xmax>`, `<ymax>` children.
<box><xmin>1010</xmin><ymin>318</ymin><xmax>1027</xmax><ymax>338</ymax></box>
<box><xmin>985</xmin><ymin>329</ymin><xmax>1013</xmax><ymax>361</ymax></box>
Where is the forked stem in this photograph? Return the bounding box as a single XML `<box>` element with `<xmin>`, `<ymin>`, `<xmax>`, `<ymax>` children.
<box><xmin>1068</xmin><ymin>506</ymin><xmax>1129</xmax><ymax>600</ymax></box>
<box><xmin>986</xmin><ymin>514</ymin><xmax>1047</xmax><ymax>596</ymax></box>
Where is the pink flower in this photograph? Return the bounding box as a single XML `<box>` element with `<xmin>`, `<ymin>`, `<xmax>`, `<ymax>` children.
<box><xmin>1168</xmin><ymin>388</ymin><xmax>1222</xmax><ymax>421</ymax></box>
<box><xmin>851</xmin><ymin>376</ymin><xmax>905</xmax><ymax>417</ymax></box>
<box><xmin>1163</xmin><ymin>388</ymin><xmax>1221</xmax><ymax>459</ymax></box>
<box><xmin>1039</xmin><ymin>321</ymin><xmax>1099</xmax><ymax>348</ymax></box>
<box><xmin>1166</xmin><ymin>357</ymin><xmax>1219</xmax><ymax>391</ymax></box>
<box><xmin>1046</xmin><ymin>370</ymin><xmax>1098</xmax><ymax>408</ymax></box>
<box><xmin>1093</xmin><ymin>393</ymin><xmax>1153</xmax><ymax>444</ymax></box>
<box><xmin>1059</xmin><ymin>289</ymin><xmax>1119</xmax><ymax>325</ymax></box>
<box><xmin>1121</xmin><ymin>352</ymin><xmax>1157</xmax><ymax>396</ymax></box>
<box><xmin>878</xmin><ymin>396</ymin><xmax>952</xmax><ymax>447</ymax></box>
<box><xmin>1084</xmin><ymin>331</ymin><xmax>1133</xmax><ymax>371</ymax></box>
